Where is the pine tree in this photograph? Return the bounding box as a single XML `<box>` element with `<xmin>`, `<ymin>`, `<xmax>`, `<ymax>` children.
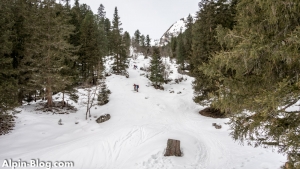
<box><xmin>191</xmin><ymin>0</ymin><xmax>236</xmax><ymax>106</ymax></box>
<box><xmin>79</xmin><ymin>11</ymin><xmax>96</xmax><ymax>81</ymax></box>
<box><xmin>201</xmin><ymin>0</ymin><xmax>300</xmax><ymax>166</ymax></box>
<box><xmin>97</xmin><ymin>4</ymin><xmax>106</xmax><ymax>18</ymax></box>
<box><xmin>104</xmin><ymin>18</ymin><xmax>112</xmax><ymax>54</ymax></box>
<box><xmin>133</xmin><ymin>29</ymin><xmax>141</xmax><ymax>50</ymax></box>
<box><xmin>70</xmin><ymin>0</ymin><xmax>82</xmax><ymax>47</ymax></box>
<box><xmin>170</xmin><ymin>36</ymin><xmax>177</xmax><ymax>59</ymax></box>
<box><xmin>0</xmin><ymin>0</ymin><xmax>18</xmax><ymax>114</ymax></box>
<box><xmin>97</xmin><ymin>4</ymin><xmax>108</xmax><ymax>56</ymax></box>
<box><xmin>10</xmin><ymin>0</ymin><xmax>38</xmax><ymax>103</ymax></box>
<box><xmin>97</xmin><ymin>79</ymin><xmax>110</xmax><ymax>105</ymax></box>
<box><xmin>123</xmin><ymin>31</ymin><xmax>131</xmax><ymax>56</ymax></box>
<box><xmin>150</xmin><ymin>47</ymin><xmax>165</xmax><ymax>88</ymax></box>
<box><xmin>57</xmin><ymin>1</ymin><xmax>79</xmax><ymax>105</ymax></box>
<box><xmin>140</xmin><ymin>34</ymin><xmax>146</xmax><ymax>55</ymax></box>
<box><xmin>184</xmin><ymin>14</ymin><xmax>193</xmax><ymax>64</ymax></box>
<box><xmin>25</xmin><ymin>0</ymin><xmax>75</xmax><ymax>108</ymax></box>
<box><xmin>111</xmin><ymin>7</ymin><xmax>126</xmax><ymax>73</ymax></box>
<box><xmin>146</xmin><ymin>35</ymin><xmax>151</xmax><ymax>57</ymax></box>
<box><xmin>176</xmin><ymin>32</ymin><xmax>186</xmax><ymax>68</ymax></box>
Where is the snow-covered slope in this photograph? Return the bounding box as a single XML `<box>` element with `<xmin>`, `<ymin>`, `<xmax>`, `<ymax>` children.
<box><xmin>159</xmin><ymin>14</ymin><xmax>196</xmax><ymax>46</ymax></box>
<box><xmin>0</xmin><ymin>54</ymin><xmax>286</xmax><ymax>169</ymax></box>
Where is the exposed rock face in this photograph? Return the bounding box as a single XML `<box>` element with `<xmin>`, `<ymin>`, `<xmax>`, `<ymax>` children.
<box><xmin>159</xmin><ymin>14</ymin><xmax>196</xmax><ymax>46</ymax></box>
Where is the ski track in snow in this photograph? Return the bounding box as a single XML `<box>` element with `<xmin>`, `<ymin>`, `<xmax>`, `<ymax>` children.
<box><xmin>0</xmin><ymin>54</ymin><xmax>286</xmax><ymax>169</ymax></box>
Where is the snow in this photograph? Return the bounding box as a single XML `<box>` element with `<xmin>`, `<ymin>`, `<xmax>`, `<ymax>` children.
<box><xmin>159</xmin><ymin>14</ymin><xmax>197</xmax><ymax>46</ymax></box>
<box><xmin>0</xmin><ymin>55</ymin><xmax>286</xmax><ymax>169</ymax></box>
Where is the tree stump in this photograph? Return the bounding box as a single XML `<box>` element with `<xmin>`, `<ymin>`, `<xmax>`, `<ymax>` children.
<box><xmin>164</xmin><ymin>139</ymin><xmax>182</xmax><ymax>157</ymax></box>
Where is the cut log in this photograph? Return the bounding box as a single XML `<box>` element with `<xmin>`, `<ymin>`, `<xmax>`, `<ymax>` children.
<box><xmin>164</xmin><ymin>139</ymin><xmax>182</xmax><ymax>157</ymax></box>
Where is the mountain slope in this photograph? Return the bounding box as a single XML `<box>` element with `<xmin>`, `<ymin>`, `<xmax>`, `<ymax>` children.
<box><xmin>159</xmin><ymin>14</ymin><xmax>196</xmax><ymax>46</ymax></box>
<box><xmin>0</xmin><ymin>54</ymin><xmax>286</xmax><ymax>169</ymax></box>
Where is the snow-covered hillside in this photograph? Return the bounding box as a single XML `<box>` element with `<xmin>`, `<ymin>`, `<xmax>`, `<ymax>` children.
<box><xmin>159</xmin><ymin>14</ymin><xmax>196</xmax><ymax>46</ymax></box>
<box><xmin>0</xmin><ymin>54</ymin><xmax>286</xmax><ymax>169</ymax></box>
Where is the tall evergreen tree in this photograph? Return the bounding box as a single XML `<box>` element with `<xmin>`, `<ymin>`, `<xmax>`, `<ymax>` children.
<box><xmin>111</xmin><ymin>7</ymin><xmax>127</xmax><ymax>73</ymax></box>
<box><xmin>123</xmin><ymin>31</ymin><xmax>131</xmax><ymax>56</ymax></box>
<box><xmin>146</xmin><ymin>34</ymin><xmax>151</xmax><ymax>57</ymax></box>
<box><xmin>149</xmin><ymin>47</ymin><xmax>165</xmax><ymax>87</ymax></box>
<box><xmin>10</xmin><ymin>0</ymin><xmax>38</xmax><ymax>103</ymax></box>
<box><xmin>140</xmin><ymin>34</ymin><xmax>146</xmax><ymax>54</ymax></box>
<box><xmin>133</xmin><ymin>29</ymin><xmax>141</xmax><ymax>50</ymax></box>
<box><xmin>97</xmin><ymin>4</ymin><xmax>106</xmax><ymax>18</ymax></box>
<box><xmin>96</xmin><ymin>4</ymin><xmax>108</xmax><ymax>56</ymax></box>
<box><xmin>184</xmin><ymin>14</ymin><xmax>193</xmax><ymax>64</ymax></box>
<box><xmin>0</xmin><ymin>0</ymin><xmax>18</xmax><ymax>114</ymax></box>
<box><xmin>170</xmin><ymin>36</ymin><xmax>177</xmax><ymax>59</ymax></box>
<box><xmin>176</xmin><ymin>32</ymin><xmax>186</xmax><ymax>68</ymax></box>
<box><xmin>25</xmin><ymin>0</ymin><xmax>75</xmax><ymax>107</ymax></box>
<box><xmin>79</xmin><ymin>10</ymin><xmax>103</xmax><ymax>83</ymax></box>
<box><xmin>202</xmin><ymin>0</ymin><xmax>300</xmax><ymax>166</ymax></box>
<box><xmin>111</xmin><ymin>7</ymin><xmax>128</xmax><ymax>73</ymax></box>
<box><xmin>104</xmin><ymin>18</ymin><xmax>112</xmax><ymax>54</ymax></box>
<box><xmin>191</xmin><ymin>0</ymin><xmax>236</xmax><ymax>106</ymax></box>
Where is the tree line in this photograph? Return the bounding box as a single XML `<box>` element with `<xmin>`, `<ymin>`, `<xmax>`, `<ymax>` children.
<box><xmin>132</xmin><ymin>29</ymin><xmax>151</xmax><ymax>58</ymax></box>
<box><xmin>165</xmin><ymin>0</ymin><xmax>300</xmax><ymax>167</ymax></box>
<box><xmin>0</xmin><ymin>0</ymin><xmax>130</xmax><ymax>111</ymax></box>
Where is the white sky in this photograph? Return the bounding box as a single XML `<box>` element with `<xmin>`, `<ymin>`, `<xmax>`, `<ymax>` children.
<box><xmin>70</xmin><ymin>0</ymin><xmax>199</xmax><ymax>41</ymax></box>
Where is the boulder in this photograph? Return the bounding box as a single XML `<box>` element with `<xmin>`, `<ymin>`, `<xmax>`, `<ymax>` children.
<box><xmin>96</xmin><ymin>114</ymin><xmax>111</xmax><ymax>123</ymax></box>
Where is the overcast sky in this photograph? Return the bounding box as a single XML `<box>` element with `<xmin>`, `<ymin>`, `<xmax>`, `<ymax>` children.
<box><xmin>70</xmin><ymin>0</ymin><xmax>199</xmax><ymax>41</ymax></box>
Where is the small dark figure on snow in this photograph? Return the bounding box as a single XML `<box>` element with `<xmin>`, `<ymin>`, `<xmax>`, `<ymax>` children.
<box><xmin>133</xmin><ymin>65</ymin><xmax>138</xmax><ymax>69</ymax></box>
<box><xmin>136</xmin><ymin>84</ymin><xmax>139</xmax><ymax>92</ymax></box>
<box><xmin>133</xmin><ymin>84</ymin><xmax>136</xmax><ymax>91</ymax></box>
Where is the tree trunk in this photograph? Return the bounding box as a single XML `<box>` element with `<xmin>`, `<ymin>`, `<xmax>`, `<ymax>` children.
<box><xmin>46</xmin><ymin>85</ymin><xmax>53</xmax><ymax>108</ymax></box>
<box><xmin>86</xmin><ymin>89</ymin><xmax>90</xmax><ymax>120</ymax></box>
<box><xmin>18</xmin><ymin>89</ymin><xmax>24</xmax><ymax>104</ymax></box>
<box><xmin>62</xmin><ymin>91</ymin><xmax>65</xmax><ymax>107</ymax></box>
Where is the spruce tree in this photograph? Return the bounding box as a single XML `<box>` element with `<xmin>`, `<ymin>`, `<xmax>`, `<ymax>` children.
<box><xmin>133</xmin><ymin>29</ymin><xmax>141</xmax><ymax>50</ymax></box>
<box><xmin>97</xmin><ymin>4</ymin><xmax>106</xmax><ymax>18</ymax></box>
<box><xmin>0</xmin><ymin>0</ymin><xmax>18</xmax><ymax>114</ymax></box>
<box><xmin>97</xmin><ymin>4</ymin><xmax>108</xmax><ymax>56</ymax></box>
<box><xmin>79</xmin><ymin>10</ymin><xmax>98</xmax><ymax>82</ymax></box>
<box><xmin>184</xmin><ymin>14</ymin><xmax>193</xmax><ymax>64</ymax></box>
<box><xmin>25</xmin><ymin>0</ymin><xmax>75</xmax><ymax>108</ymax></box>
<box><xmin>202</xmin><ymin>0</ymin><xmax>300</xmax><ymax>166</ymax></box>
<box><xmin>70</xmin><ymin>0</ymin><xmax>82</xmax><ymax>47</ymax></box>
<box><xmin>97</xmin><ymin>81</ymin><xmax>110</xmax><ymax>105</ymax></box>
<box><xmin>176</xmin><ymin>32</ymin><xmax>186</xmax><ymax>68</ymax></box>
<box><xmin>104</xmin><ymin>18</ymin><xmax>112</xmax><ymax>54</ymax></box>
<box><xmin>57</xmin><ymin>1</ymin><xmax>78</xmax><ymax>105</ymax></box>
<box><xmin>170</xmin><ymin>36</ymin><xmax>177</xmax><ymax>59</ymax></box>
<box><xmin>123</xmin><ymin>31</ymin><xmax>131</xmax><ymax>56</ymax></box>
<box><xmin>10</xmin><ymin>0</ymin><xmax>38</xmax><ymax>103</ymax></box>
<box><xmin>140</xmin><ymin>34</ymin><xmax>146</xmax><ymax>54</ymax></box>
<box><xmin>111</xmin><ymin>7</ymin><xmax>126</xmax><ymax>73</ymax></box>
<box><xmin>191</xmin><ymin>0</ymin><xmax>236</xmax><ymax>106</ymax></box>
<box><xmin>146</xmin><ymin>35</ymin><xmax>151</xmax><ymax>57</ymax></box>
<box><xmin>150</xmin><ymin>47</ymin><xmax>165</xmax><ymax>88</ymax></box>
